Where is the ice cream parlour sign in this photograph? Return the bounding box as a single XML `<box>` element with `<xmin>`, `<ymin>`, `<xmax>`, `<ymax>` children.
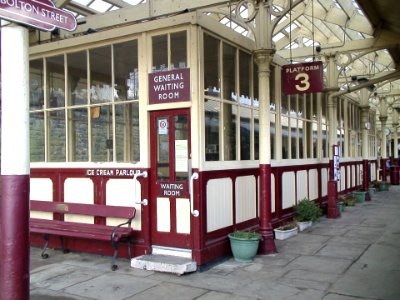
<box><xmin>149</xmin><ymin>68</ymin><xmax>190</xmax><ymax>104</ymax></box>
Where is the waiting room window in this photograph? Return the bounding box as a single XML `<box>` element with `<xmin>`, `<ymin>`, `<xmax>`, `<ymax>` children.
<box><xmin>29</xmin><ymin>39</ymin><xmax>140</xmax><ymax>163</ymax></box>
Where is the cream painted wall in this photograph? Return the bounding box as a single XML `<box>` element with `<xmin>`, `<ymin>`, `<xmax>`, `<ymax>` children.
<box><xmin>30</xmin><ymin>178</ymin><xmax>53</xmax><ymax>220</ymax></box>
<box><xmin>235</xmin><ymin>175</ymin><xmax>257</xmax><ymax>223</ymax></box>
<box><xmin>206</xmin><ymin>178</ymin><xmax>233</xmax><ymax>232</ymax></box>
<box><xmin>282</xmin><ymin>172</ymin><xmax>295</xmax><ymax>209</ymax></box>
<box><xmin>106</xmin><ymin>178</ymin><xmax>142</xmax><ymax>230</ymax></box>
<box><xmin>64</xmin><ymin>178</ymin><xmax>94</xmax><ymax>223</ymax></box>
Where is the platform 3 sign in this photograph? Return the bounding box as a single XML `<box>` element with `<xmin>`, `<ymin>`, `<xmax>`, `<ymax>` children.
<box><xmin>0</xmin><ymin>0</ymin><xmax>77</xmax><ymax>32</ymax></box>
<box><xmin>282</xmin><ymin>61</ymin><xmax>324</xmax><ymax>95</ymax></box>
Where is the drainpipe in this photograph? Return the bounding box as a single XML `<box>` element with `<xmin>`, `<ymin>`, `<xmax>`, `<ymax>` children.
<box><xmin>0</xmin><ymin>23</ymin><xmax>30</xmax><ymax>300</ymax></box>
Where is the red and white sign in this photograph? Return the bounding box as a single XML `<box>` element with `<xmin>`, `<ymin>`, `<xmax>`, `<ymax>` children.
<box><xmin>0</xmin><ymin>0</ymin><xmax>77</xmax><ymax>32</ymax></box>
<box><xmin>149</xmin><ymin>68</ymin><xmax>190</xmax><ymax>104</ymax></box>
<box><xmin>282</xmin><ymin>61</ymin><xmax>324</xmax><ymax>95</ymax></box>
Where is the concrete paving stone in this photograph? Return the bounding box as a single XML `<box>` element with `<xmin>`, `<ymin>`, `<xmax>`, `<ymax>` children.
<box><xmin>329</xmin><ymin>269</ymin><xmax>400</xmax><ymax>300</ymax></box>
<box><xmin>123</xmin><ymin>282</ymin><xmax>207</xmax><ymax>300</ymax></box>
<box><xmin>276</xmin><ymin>240</ymin><xmax>325</xmax><ymax>256</ymax></box>
<box><xmin>31</xmin><ymin>288</ymin><xmax>94</xmax><ymax>300</ymax></box>
<box><xmin>235</xmin><ymin>279</ymin><xmax>326</xmax><ymax>300</ymax></box>
<box><xmin>196</xmin><ymin>291</ymin><xmax>257</xmax><ymax>300</ymax></box>
<box><xmin>288</xmin><ymin>233</ymin><xmax>331</xmax><ymax>244</ymax></box>
<box><xmin>282</xmin><ymin>269</ymin><xmax>339</xmax><ymax>284</ymax></box>
<box><xmin>314</xmin><ymin>242</ymin><xmax>369</xmax><ymax>260</ymax></box>
<box><xmin>305</xmin><ymin>226</ymin><xmax>349</xmax><ymax>237</ymax></box>
<box><xmin>62</xmin><ymin>273</ymin><xmax>159</xmax><ymax>300</ymax></box>
<box><xmin>353</xmin><ymin>243</ymin><xmax>400</xmax><ymax>270</ymax></box>
<box><xmin>251</xmin><ymin>252</ymin><xmax>299</xmax><ymax>267</ymax></box>
<box><xmin>323</xmin><ymin>293</ymin><xmax>378</xmax><ymax>300</ymax></box>
<box><xmin>343</xmin><ymin>228</ymin><xmax>386</xmax><ymax>244</ymax></box>
<box><xmin>30</xmin><ymin>264</ymin><xmax>90</xmax><ymax>288</ymax></box>
<box><xmin>31</xmin><ymin>268</ymin><xmax>104</xmax><ymax>291</ymax></box>
<box><xmin>147</xmin><ymin>271</ymin><xmax>253</xmax><ymax>294</ymax></box>
<box><xmin>276</xmin><ymin>276</ymin><xmax>331</xmax><ymax>291</ymax></box>
<box><xmin>285</xmin><ymin>255</ymin><xmax>353</xmax><ymax>274</ymax></box>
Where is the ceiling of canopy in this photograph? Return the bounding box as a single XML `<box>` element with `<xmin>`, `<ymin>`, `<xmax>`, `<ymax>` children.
<box><xmin>37</xmin><ymin>0</ymin><xmax>400</xmax><ymax>120</ymax></box>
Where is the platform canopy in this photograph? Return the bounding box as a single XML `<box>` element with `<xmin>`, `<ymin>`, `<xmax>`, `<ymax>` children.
<box><xmin>21</xmin><ymin>0</ymin><xmax>400</xmax><ymax>125</ymax></box>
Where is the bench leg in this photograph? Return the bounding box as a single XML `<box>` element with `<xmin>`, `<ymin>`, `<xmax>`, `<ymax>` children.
<box><xmin>41</xmin><ymin>234</ymin><xmax>50</xmax><ymax>259</ymax></box>
<box><xmin>111</xmin><ymin>247</ymin><xmax>119</xmax><ymax>271</ymax></box>
<box><xmin>60</xmin><ymin>236</ymin><xmax>70</xmax><ymax>254</ymax></box>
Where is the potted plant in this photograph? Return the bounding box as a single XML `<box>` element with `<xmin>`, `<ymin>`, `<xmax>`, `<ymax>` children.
<box><xmin>343</xmin><ymin>195</ymin><xmax>356</xmax><ymax>206</ymax></box>
<box><xmin>228</xmin><ymin>231</ymin><xmax>261</xmax><ymax>262</ymax></box>
<box><xmin>295</xmin><ymin>198</ymin><xmax>322</xmax><ymax>231</ymax></box>
<box><xmin>352</xmin><ymin>190</ymin><xmax>367</xmax><ymax>203</ymax></box>
<box><xmin>273</xmin><ymin>222</ymin><xmax>298</xmax><ymax>240</ymax></box>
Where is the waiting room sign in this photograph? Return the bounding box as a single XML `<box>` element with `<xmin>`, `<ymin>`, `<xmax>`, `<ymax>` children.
<box><xmin>0</xmin><ymin>0</ymin><xmax>77</xmax><ymax>32</ymax></box>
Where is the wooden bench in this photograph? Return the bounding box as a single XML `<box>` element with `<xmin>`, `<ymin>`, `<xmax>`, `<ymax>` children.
<box><xmin>30</xmin><ymin>200</ymin><xmax>136</xmax><ymax>271</ymax></box>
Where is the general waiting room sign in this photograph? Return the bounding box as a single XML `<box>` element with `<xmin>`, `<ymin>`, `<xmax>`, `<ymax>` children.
<box><xmin>0</xmin><ymin>0</ymin><xmax>77</xmax><ymax>31</ymax></box>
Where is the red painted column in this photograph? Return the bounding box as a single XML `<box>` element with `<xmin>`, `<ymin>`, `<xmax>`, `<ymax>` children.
<box><xmin>258</xmin><ymin>164</ymin><xmax>276</xmax><ymax>254</ymax></box>
<box><xmin>362</xmin><ymin>159</ymin><xmax>371</xmax><ymax>201</ymax></box>
<box><xmin>381</xmin><ymin>158</ymin><xmax>388</xmax><ymax>182</ymax></box>
<box><xmin>0</xmin><ymin>23</ymin><xmax>30</xmax><ymax>299</ymax></box>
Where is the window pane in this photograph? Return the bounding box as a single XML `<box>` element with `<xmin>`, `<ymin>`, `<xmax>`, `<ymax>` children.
<box><xmin>30</xmin><ymin>59</ymin><xmax>44</xmax><ymax>110</ymax></box>
<box><xmin>175</xmin><ymin>114</ymin><xmax>188</xmax><ymax>181</ymax></box>
<box><xmin>299</xmin><ymin>120</ymin><xmax>304</xmax><ymax>159</ymax></box>
<box><xmin>157</xmin><ymin>116</ymin><xmax>170</xmax><ymax>180</ymax></box>
<box><xmin>114</xmin><ymin>40</ymin><xmax>139</xmax><ymax>101</ymax></box>
<box><xmin>90</xmin><ymin>46</ymin><xmax>112</xmax><ymax>104</ymax></box>
<box><xmin>223</xmin><ymin>103</ymin><xmax>237</xmax><ymax>160</ymax></box>
<box><xmin>223</xmin><ymin>43</ymin><xmax>236</xmax><ymax>101</ymax></box>
<box><xmin>205</xmin><ymin>99</ymin><xmax>220</xmax><ymax>161</ymax></box>
<box><xmin>68</xmin><ymin>51</ymin><xmax>87</xmax><ymax>106</ymax></box>
<box><xmin>240</xmin><ymin>107</ymin><xmax>251</xmax><ymax>160</ymax></box>
<box><xmin>47</xmin><ymin>55</ymin><xmax>65</xmax><ymax>108</ymax></box>
<box><xmin>69</xmin><ymin>108</ymin><xmax>88</xmax><ymax>161</ymax></box>
<box><xmin>30</xmin><ymin>112</ymin><xmax>44</xmax><ymax>162</ymax></box>
<box><xmin>204</xmin><ymin>34</ymin><xmax>220</xmax><ymax>97</ymax></box>
<box><xmin>270</xmin><ymin>65</ymin><xmax>276</xmax><ymax>108</ymax></box>
<box><xmin>115</xmin><ymin>102</ymin><xmax>140</xmax><ymax>162</ymax></box>
<box><xmin>291</xmin><ymin>125</ymin><xmax>297</xmax><ymax>159</ymax></box>
<box><xmin>48</xmin><ymin>110</ymin><xmax>66</xmax><ymax>162</ymax></box>
<box><xmin>270</xmin><ymin>113</ymin><xmax>275</xmax><ymax>159</ymax></box>
<box><xmin>152</xmin><ymin>34</ymin><xmax>168</xmax><ymax>71</ymax></box>
<box><xmin>239</xmin><ymin>51</ymin><xmax>251</xmax><ymax>105</ymax></box>
<box><xmin>254</xmin><ymin>109</ymin><xmax>259</xmax><ymax>160</ymax></box>
<box><xmin>171</xmin><ymin>31</ymin><xmax>187</xmax><ymax>69</ymax></box>
<box><xmin>91</xmin><ymin>105</ymin><xmax>113</xmax><ymax>161</ymax></box>
<box><xmin>282</xmin><ymin>116</ymin><xmax>289</xmax><ymax>159</ymax></box>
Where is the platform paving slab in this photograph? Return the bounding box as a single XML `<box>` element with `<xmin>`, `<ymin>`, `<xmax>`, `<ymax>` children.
<box><xmin>28</xmin><ymin>185</ymin><xmax>400</xmax><ymax>300</ymax></box>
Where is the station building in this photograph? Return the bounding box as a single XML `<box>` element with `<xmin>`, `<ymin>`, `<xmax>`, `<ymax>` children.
<box><xmin>2</xmin><ymin>0</ymin><xmax>400</xmax><ymax>267</ymax></box>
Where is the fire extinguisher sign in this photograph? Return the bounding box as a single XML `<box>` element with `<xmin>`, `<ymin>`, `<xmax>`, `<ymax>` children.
<box><xmin>282</xmin><ymin>61</ymin><xmax>324</xmax><ymax>95</ymax></box>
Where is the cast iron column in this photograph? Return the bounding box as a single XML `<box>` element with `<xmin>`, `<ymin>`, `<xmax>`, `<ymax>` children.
<box><xmin>0</xmin><ymin>23</ymin><xmax>31</xmax><ymax>300</ymax></box>
<box><xmin>360</xmin><ymin>102</ymin><xmax>371</xmax><ymax>200</ymax></box>
<box><xmin>254</xmin><ymin>49</ymin><xmax>276</xmax><ymax>254</ymax></box>
<box><xmin>380</xmin><ymin>115</ymin><xmax>388</xmax><ymax>181</ymax></box>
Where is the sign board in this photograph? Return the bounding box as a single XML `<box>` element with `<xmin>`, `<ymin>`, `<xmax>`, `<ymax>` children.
<box><xmin>333</xmin><ymin>145</ymin><xmax>340</xmax><ymax>181</ymax></box>
<box><xmin>282</xmin><ymin>61</ymin><xmax>324</xmax><ymax>95</ymax></box>
<box><xmin>149</xmin><ymin>68</ymin><xmax>190</xmax><ymax>104</ymax></box>
<box><xmin>0</xmin><ymin>0</ymin><xmax>77</xmax><ymax>32</ymax></box>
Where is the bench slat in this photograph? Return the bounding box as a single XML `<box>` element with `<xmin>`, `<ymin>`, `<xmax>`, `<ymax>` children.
<box><xmin>30</xmin><ymin>200</ymin><xmax>135</xmax><ymax>219</ymax></box>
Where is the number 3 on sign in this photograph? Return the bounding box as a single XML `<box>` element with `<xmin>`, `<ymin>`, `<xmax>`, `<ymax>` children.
<box><xmin>295</xmin><ymin>72</ymin><xmax>310</xmax><ymax>92</ymax></box>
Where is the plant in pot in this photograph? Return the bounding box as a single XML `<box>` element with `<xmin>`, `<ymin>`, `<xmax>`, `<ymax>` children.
<box><xmin>295</xmin><ymin>198</ymin><xmax>322</xmax><ymax>231</ymax></box>
<box><xmin>273</xmin><ymin>221</ymin><xmax>298</xmax><ymax>240</ymax></box>
<box><xmin>228</xmin><ymin>231</ymin><xmax>261</xmax><ymax>262</ymax></box>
